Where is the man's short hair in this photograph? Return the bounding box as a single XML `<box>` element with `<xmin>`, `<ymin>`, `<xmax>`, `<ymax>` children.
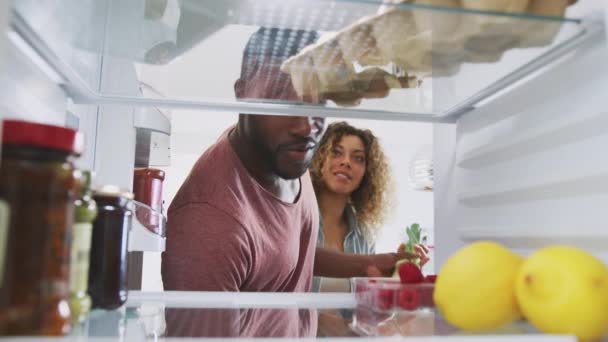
<box><xmin>240</xmin><ymin>27</ymin><xmax>319</xmax><ymax>80</ymax></box>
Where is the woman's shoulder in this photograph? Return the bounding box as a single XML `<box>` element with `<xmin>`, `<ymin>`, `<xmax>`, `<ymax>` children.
<box><xmin>344</xmin><ymin>206</ymin><xmax>375</xmax><ymax>254</ymax></box>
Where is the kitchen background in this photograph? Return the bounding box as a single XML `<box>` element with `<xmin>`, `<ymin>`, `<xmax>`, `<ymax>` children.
<box><xmin>140</xmin><ymin>113</ymin><xmax>434</xmax><ymax>291</ymax></box>
<box><xmin>133</xmin><ymin>23</ymin><xmax>436</xmax><ymax>292</ymax></box>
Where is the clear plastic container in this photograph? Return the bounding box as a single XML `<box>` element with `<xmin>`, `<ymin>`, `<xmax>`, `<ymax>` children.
<box><xmin>351</xmin><ymin>277</ymin><xmax>435</xmax><ymax>313</ymax></box>
<box><xmin>350</xmin><ymin>277</ymin><xmax>436</xmax><ymax>337</ymax></box>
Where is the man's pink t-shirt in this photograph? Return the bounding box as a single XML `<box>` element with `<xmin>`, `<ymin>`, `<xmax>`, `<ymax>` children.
<box><xmin>161</xmin><ymin>129</ymin><xmax>319</xmax><ymax>293</ymax></box>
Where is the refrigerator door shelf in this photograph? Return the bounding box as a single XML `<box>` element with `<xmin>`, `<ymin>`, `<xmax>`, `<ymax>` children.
<box><xmin>128</xmin><ymin>200</ymin><xmax>166</xmax><ymax>252</ymax></box>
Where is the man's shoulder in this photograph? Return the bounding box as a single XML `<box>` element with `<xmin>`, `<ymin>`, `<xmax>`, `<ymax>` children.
<box><xmin>169</xmin><ymin>134</ymin><xmax>253</xmax><ymax>222</ymax></box>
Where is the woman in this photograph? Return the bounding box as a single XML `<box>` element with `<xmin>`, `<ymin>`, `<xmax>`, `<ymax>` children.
<box><xmin>310</xmin><ymin>122</ymin><xmax>429</xmax><ymax>337</ymax></box>
<box><xmin>310</xmin><ymin>121</ymin><xmax>393</xmax><ymax>292</ymax></box>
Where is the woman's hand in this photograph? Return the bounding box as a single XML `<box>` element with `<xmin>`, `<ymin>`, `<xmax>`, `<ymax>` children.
<box><xmin>363</xmin><ymin>251</ymin><xmax>420</xmax><ymax>277</ymax></box>
<box><xmin>397</xmin><ymin>243</ymin><xmax>430</xmax><ymax>267</ymax></box>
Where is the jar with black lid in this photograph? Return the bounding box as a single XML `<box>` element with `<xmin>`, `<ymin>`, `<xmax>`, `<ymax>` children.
<box><xmin>0</xmin><ymin>119</ymin><xmax>84</xmax><ymax>335</ymax></box>
<box><xmin>88</xmin><ymin>186</ymin><xmax>133</xmax><ymax>310</ymax></box>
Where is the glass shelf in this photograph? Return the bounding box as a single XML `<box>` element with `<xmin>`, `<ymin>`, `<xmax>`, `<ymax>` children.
<box><xmin>0</xmin><ymin>291</ymin><xmax>581</xmax><ymax>340</ymax></box>
<box><xmin>9</xmin><ymin>0</ymin><xmax>602</xmax><ymax>122</ymax></box>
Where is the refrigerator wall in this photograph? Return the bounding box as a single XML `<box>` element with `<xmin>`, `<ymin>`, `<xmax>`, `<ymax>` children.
<box><xmin>435</xmin><ymin>17</ymin><xmax>608</xmax><ymax>268</ymax></box>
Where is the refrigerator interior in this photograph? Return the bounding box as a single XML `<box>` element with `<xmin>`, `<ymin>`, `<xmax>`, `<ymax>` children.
<box><xmin>1</xmin><ymin>0</ymin><xmax>608</xmax><ymax>339</ymax></box>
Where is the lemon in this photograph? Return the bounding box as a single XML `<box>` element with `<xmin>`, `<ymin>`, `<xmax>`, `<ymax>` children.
<box><xmin>515</xmin><ymin>246</ymin><xmax>608</xmax><ymax>341</ymax></box>
<box><xmin>434</xmin><ymin>241</ymin><xmax>523</xmax><ymax>331</ymax></box>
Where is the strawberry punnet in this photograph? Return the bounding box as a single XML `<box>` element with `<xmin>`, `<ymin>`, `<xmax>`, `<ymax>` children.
<box><xmin>398</xmin><ymin>262</ymin><xmax>424</xmax><ymax>284</ymax></box>
<box><xmin>376</xmin><ymin>288</ymin><xmax>396</xmax><ymax>310</ymax></box>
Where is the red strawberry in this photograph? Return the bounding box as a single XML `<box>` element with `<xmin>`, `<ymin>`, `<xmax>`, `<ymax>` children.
<box><xmin>398</xmin><ymin>262</ymin><xmax>424</xmax><ymax>284</ymax></box>
<box><xmin>424</xmin><ymin>275</ymin><xmax>437</xmax><ymax>283</ymax></box>
<box><xmin>398</xmin><ymin>288</ymin><xmax>420</xmax><ymax>311</ymax></box>
<box><xmin>376</xmin><ymin>288</ymin><xmax>395</xmax><ymax>311</ymax></box>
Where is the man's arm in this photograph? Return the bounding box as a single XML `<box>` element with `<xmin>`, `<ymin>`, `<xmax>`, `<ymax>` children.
<box><xmin>314</xmin><ymin>247</ymin><xmax>419</xmax><ymax>278</ymax></box>
<box><xmin>162</xmin><ymin>202</ymin><xmax>251</xmax><ymax>291</ymax></box>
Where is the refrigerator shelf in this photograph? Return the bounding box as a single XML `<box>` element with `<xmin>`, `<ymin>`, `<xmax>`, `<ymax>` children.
<box><xmin>8</xmin><ymin>0</ymin><xmax>603</xmax><ymax>122</ymax></box>
<box><xmin>0</xmin><ymin>291</ymin><xmax>583</xmax><ymax>341</ymax></box>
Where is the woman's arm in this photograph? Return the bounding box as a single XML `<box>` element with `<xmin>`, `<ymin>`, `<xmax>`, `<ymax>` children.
<box><xmin>314</xmin><ymin>247</ymin><xmax>418</xmax><ymax>277</ymax></box>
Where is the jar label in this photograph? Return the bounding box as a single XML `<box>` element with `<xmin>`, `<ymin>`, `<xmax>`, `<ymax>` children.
<box><xmin>0</xmin><ymin>199</ymin><xmax>8</xmax><ymax>285</ymax></box>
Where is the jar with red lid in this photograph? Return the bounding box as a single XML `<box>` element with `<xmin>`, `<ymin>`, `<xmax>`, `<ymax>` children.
<box><xmin>133</xmin><ymin>168</ymin><xmax>165</xmax><ymax>234</ymax></box>
<box><xmin>88</xmin><ymin>186</ymin><xmax>133</xmax><ymax>310</ymax></box>
<box><xmin>0</xmin><ymin>119</ymin><xmax>84</xmax><ymax>335</ymax></box>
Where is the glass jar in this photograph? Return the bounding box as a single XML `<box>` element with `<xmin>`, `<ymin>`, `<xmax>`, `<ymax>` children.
<box><xmin>69</xmin><ymin>170</ymin><xmax>97</xmax><ymax>323</ymax></box>
<box><xmin>88</xmin><ymin>186</ymin><xmax>133</xmax><ymax>310</ymax></box>
<box><xmin>133</xmin><ymin>168</ymin><xmax>165</xmax><ymax>234</ymax></box>
<box><xmin>133</xmin><ymin>168</ymin><xmax>165</xmax><ymax>214</ymax></box>
<box><xmin>0</xmin><ymin>119</ymin><xmax>84</xmax><ymax>335</ymax></box>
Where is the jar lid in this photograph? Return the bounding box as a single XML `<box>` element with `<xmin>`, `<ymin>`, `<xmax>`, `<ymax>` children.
<box><xmin>2</xmin><ymin>119</ymin><xmax>84</xmax><ymax>155</ymax></box>
<box><xmin>134</xmin><ymin>168</ymin><xmax>165</xmax><ymax>180</ymax></box>
<box><xmin>94</xmin><ymin>185</ymin><xmax>134</xmax><ymax>200</ymax></box>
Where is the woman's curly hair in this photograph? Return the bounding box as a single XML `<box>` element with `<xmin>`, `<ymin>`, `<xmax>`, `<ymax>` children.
<box><xmin>310</xmin><ymin>121</ymin><xmax>393</xmax><ymax>242</ymax></box>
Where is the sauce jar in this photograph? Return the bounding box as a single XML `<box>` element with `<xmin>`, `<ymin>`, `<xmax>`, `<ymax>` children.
<box><xmin>133</xmin><ymin>168</ymin><xmax>165</xmax><ymax>235</ymax></box>
<box><xmin>69</xmin><ymin>170</ymin><xmax>97</xmax><ymax>323</ymax></box>
<box><xmin>88</xmin><ymin>186</ymin><xmax>133</xmax><ymax>310</ymax></box>
<box><xmin>0</xmin><ymin>119</ymin><xmax>84</xmax><ymax>335</ymax></box>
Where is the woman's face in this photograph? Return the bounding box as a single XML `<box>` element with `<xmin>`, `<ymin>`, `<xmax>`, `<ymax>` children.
<box><xmin>321</xmin><ymin>134</ymin><xmax>367</xmax><ymax>195</ymax></box>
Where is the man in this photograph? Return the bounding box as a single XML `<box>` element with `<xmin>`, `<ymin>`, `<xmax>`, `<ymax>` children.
<box><xmin>161</xmin><ymin>27</ymin><xmax>416</xmax><ymax>295</ymax></box>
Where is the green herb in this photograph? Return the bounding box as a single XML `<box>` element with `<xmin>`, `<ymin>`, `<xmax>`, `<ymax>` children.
<box><xmin>395</xmin><ymin>223</ymin><xmax>427</xmax><ymax>270</ymax></box>
<box><xmin>404</xmin><ymin>223</ymin><xmax>425</xmax><ymax>254</ymax></box>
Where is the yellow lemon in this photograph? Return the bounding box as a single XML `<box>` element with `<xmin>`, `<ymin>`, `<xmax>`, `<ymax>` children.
<box><xmin>434</xmin><ymin>241</ymin><xmax>523</xmax><ymax>331</ymax></box>
<box><xmin>515</xmin><ymin>246</ymin><xmax>608</xmax><ymax>341</ymax></box>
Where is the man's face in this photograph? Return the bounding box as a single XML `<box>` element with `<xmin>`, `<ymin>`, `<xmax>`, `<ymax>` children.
<box><xmin>244</xmin><ymin>115</ymin><xmax>325</xmax><ymax>179</ymax></box>
<box><xmin>235</xmin><ymin>63</ymin><xmax>325</xmax><ymax>179</ymax></box>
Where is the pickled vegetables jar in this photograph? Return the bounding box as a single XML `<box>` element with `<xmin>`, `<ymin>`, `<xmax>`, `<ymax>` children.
<box><xmin>69</xmin><ymin>170</ymin><xmax>97</xmax><ymax>323</ymax></box>
<box><xmin>0</xmin><ymin>119</ymin><xmax>84</xmax><ymax>335</ymax></box>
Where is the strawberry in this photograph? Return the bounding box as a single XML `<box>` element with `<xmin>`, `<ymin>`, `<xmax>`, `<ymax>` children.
<box><xmin>424</xmin><ymin>275</ymin><xmax>437</xmax><ymax>283</ymax></box>
<box><xmin>376</xmin><ymin>288</ymin><xmax>396</xmax><ymax>311</ymax></box>
<box><xmin>398</xmin><ymin>288</ymin><xmax>420</xmax><ymax>311</ymax></box>
<box><xmin>398</xmin><ymin>262</ymin><xmax>424</xmax><ymax>284</ymax></box>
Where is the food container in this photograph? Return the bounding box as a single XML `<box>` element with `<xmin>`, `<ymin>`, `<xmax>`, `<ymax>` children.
<box><xmin>351</xmin><ymin>277</ymin><xmax>435</xmax><ymax>313</ymax></box>
<box><xmin>350</xmin><ymin>277</ymin><xmax>436</xmax><ymax>337</ymax></box>
<box><xmin>133</xmin><ymin>168</ymin><xmax>165</xmax><ymax>235</ymax></box>
<box><xmin>0</xmin><ymin>119</ymin><xmax>84</xmax><ymax>335</ymax></box>
<box><xmin>69</xmin><ymin>170</ymin><xmax>97</xmax><ymax>323</ymax></box>
<box><xmin>88</xmin><ymin>186</ymin><xmax>133</xmax><ymax>310</ymax></box>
